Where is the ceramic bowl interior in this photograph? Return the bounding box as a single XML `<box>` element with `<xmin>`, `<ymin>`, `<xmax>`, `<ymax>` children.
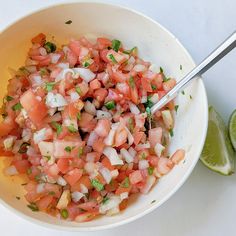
<box><xmin>0</xmin><ymin>2</ymin><xmax>208</xmax><ymax>231</ymax></box>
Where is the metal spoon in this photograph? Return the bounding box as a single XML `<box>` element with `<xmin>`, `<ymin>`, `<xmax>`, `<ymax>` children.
<box><xmin>151</xmin><ymin>31</ymin><xmax>236</xmax><ymax>114</ymax></box>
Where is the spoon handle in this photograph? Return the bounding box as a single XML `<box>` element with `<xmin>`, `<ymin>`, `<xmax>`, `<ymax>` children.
<box><xmin>151</xmin><ymin>31</ymin><xmax>236</xmax><ymax>114</ymax></box>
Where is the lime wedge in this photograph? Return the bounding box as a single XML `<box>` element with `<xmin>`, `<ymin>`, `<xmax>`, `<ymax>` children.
<box><xmin>200</xmin><ymin>106</ymin><xmax>235</xmax><ymax>175</ymax></box>
<box><xmin>229</xmin><ymin>109</ymin><xmax>236</xmax><ymax>150</ymax></box>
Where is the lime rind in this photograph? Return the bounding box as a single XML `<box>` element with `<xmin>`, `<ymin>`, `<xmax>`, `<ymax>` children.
<box><xmin>200</xmin><ymin>106</ymin><xmax>235</xmax><ymax>175</ymax></box>
<box><xmin>229</xmin><ymin>109</ymin><xmax>236</xmax><ymax>150</ymax></box>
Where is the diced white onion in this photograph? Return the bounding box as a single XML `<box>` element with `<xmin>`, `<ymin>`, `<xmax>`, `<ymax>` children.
<box><xmin>84</xmin><ymin>162</ymin><xmax>97</xmax><ymax>174</ymax></box>
<box><xmin>36</xmin><ymin>183</ymin><xmax>45</xmax><ymax>193</ymax></box>
<box><xmin>25</xmin><ymin>66</ymin><xmax>37</xmax><ymax>73</ymax></box>
<box><xmin>128</xmin><ymin>147</ymin><xmax>137</xmax><ymax>158</ymax></box>
<box><xmin>71</xmin><ymin>191</ymin><xmax>84</xmax><ymax>203</ymax></box>
<box><xmin>136</xmin><ymin>142</ymin><xmax>151</xmax><ymax>151</ymax></box>
<box><xmin>120</xmin><ymin>192</ymin><xmax>129</xmax><ymax>200</ymax></box>
<box><xmin>133</xmin><ymin>64</ymin><xmax>146</xmax><ymax>72</ymax></box>
<box><xmin>141</xmin><ymin>95</ymin><xmax>147</xmax><ymax>103</ymax></box>
<box><xmin>39</xmin><ymin>47</ymin><xmax>47</xmax><ymax>56</ymax></box>
<box><xmin>106</xmin><ymin>206</ymin><xmax>120</xmax><ymax>216</ymax></box>
<box><xmin>4</xmin><ymin>165</ymin><xmax>18</xmax><ymax>176</ymax></box>
<box><xmin>139</xmin><ymin>159</ymin><xmax>149</xmax><ymax>170</ymax></box>
<box><xmin>120</xmin><ymin>148</ymin><xmax>134</xmax><ymax>163</ymax></box>
<box><xmin>55</xmin><ymin>68</ymin><xmax>75</xmax><ymax>82</ymax></box>
<box><xmin>22</xmin><ymin>129</ymin><xmax>31</xmax><ymax>142</ymax></box>
<box><xmin>149</xmin><ymin>64</ymin><xmax>160</xmax><ymax>73</ymax></box>
<box><xmin>87</xmin><ymin>131</ymin><xmax>98</xmax><ymax>146</ymax></box>
<box><xmin>38</xmin><ymin>141</ymin><xmax>54</xmax><ymax>157</ymax></box>
<box><xmin>154</xmin><ymin>143</ymin><xmax>165</xmax><ymax>157</ymax></box>
<box><xmin>84</xmin><ymin>101</ymin><xmax>96</xmax><ymax>115</ymax></box>
<box><xmin>3</xmin><ymin>136</ymin><xmax>15</xmax><ymax>150</ymax></box>
<box><xmin>33</xmin><ymin>128</ymin><xmax>46</xmax><ymax>144</ymax></box>
<box><xmin>110</xmin><ymin>169</ymin><xmax>119</xmax><ymax>178</ymax></box>
<box><xmin>140</xmin><ymin>175</ymin><xmax>156</xmax><ymax>194</ymax></box>
<box><xmin>51</xmin><ymin>54</ymin><xmax>61</xmax><ymax>64</ymax></box>
<box><xmin>128</xmin><ymin>102</ymin><xmax>140</xmax><ymax>115</ymax></box>
<box><xmin>100</xmin><ymin>167</ymin><xmax>112</xmax><ymax>184</ymax></box>
<box><xmin>150</xmin><ymin>93</ymin><xmax>159</xmax><ymax>104</ymax></box>
<box><xmin>103</xmin><ymin>147</ymin><xmax>124</xmax><ymax>166</ymax></box>
<box><xmin>46</xmin><ymin>92</ymin><xmax>68</xmax><ymax>108</ymax></box>
<box><xmin>57</xmin><ymin>176</ymin><xmax>67</xmax><ymax>186</ymax></box>
<box><xmin>12</xmin><ymin>140</ymin><xmax>23</xmax><ymax>154</ymax></box>
<box><xmin>99</xmin><ymin>195</ymin><xmax>121</xmax><ymax>214</ymax></box>
<box><xmin>31</xmin><ymin>75</ymin><xmax>43</xmax><ymax>87</ymax></box>
<box><xmin>125</xmin><ymin>127</ymin><xmax>134</xmax><ymax>146</ymax></box>
<box><xmin>96</xmin><ymin>110</ymin><xmax>112</xmax><ymax>119</ymax></box>
<box><xmin>80</xmin><ymin>184</ymin><xmax>88</xmax><ymax>194</ymax></box>
<box><xmin>70</xmin><ymin>92</ymin><xmax>80</xmax><ymax>102</ymax></box>
<box><xmin>104</xmin><ymin>128</ymin><xmax>116</xmax><ymax>146</ymax></box>
<box><xmin>57</xmin><ymin>63</ymin><xmax>69</xmax><ymax>69</ymax></box>
<box><xmin>73</xmin><ymin>68</ymin><xmax>96</xmax><ymax>82</ymax></box>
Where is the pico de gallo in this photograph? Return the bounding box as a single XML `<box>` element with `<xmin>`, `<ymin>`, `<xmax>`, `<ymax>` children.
<box><xmin>0</xmin><ymin>33</ymin><xmax>185</xmax><ymax>222</ymax></box>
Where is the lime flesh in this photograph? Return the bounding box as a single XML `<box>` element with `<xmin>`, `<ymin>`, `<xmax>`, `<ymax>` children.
<box><xmin>229</xmin><ymin>109</ymin><xmax>236</xmax><ymax>150</ymax></box>
<box><xmin>200</xmin><ymin>106</ymin><xmax>235</xmax><ymax>175</ymax></box>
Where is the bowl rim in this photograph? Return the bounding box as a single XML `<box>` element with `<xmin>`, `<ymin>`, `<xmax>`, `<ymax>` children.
<box><xmin>0</xmin><ymin>0</ymin><xmax>208</xmax><ymax>231</ymax></box>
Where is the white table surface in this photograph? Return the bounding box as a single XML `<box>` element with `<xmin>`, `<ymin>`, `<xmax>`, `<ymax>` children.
<box><xmin>0</xmin><ymin>0</ymin><xmax>236</xmax><ymax>235</ymax></box>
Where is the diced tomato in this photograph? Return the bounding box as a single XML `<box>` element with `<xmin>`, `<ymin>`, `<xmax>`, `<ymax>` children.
<box><xmin>129</xmin><ymin>170</ymin><xmax>143</xmax><ymax>185</ymax></box>
<box><xmin>147</xmin><ymin>155</ymin><xmax>159</xmax><ymax>167</ymax></box>
<box><xmin>57</xmin><ymin>158</ymin><xmax>70</xmax><ymax>174</ymax></box>
<box><xmin>0</xmin><ymin>116</ymin><xmax>17</xmax><ymax>137</ymax></box>
<box><xmin>148</xmin><ymin>127</ymin><xmax>162</xmax><ymax>148</ymax></box>
<box><xmin>36</xmin><ymin>195</ymin><xmax>54</xmax><ymax>211</ymax></box>
<box><xmin>133</xmin><ymin>131</ymin><xmax>144</xmax><ymax>145</ymax></box>
<box><xmin>53</xmin><ymin>140</ymin><xmax>85</xmax><ymax>158</ymax></box>
<box><xmin>94</xmin><ymin>88</ymin><xmax>108</xmax><ymax>102</ymax></box>
<box><xmin>20</xmin><ymin>89</ymin><xmax>48</xmax><ymax>126</ymax></box>
<box><xmin>101</xmin><ymin>156</ymin><xmax>114</xmax><ymax>171</ymax></box>
<box><xmin>31</xmin><ymin>33</ymin><xmax>46</xmax><ymax>45</ymax></box>
<box><xmin>12</xmin><ymin>160</ymin><xmax>30</xmax><ymax>174</ymax></box>
<box><xmin>90</xmin><ymin>79</ymin><xmax>101</xmax><ymax>90</ymax></box>
<box><xmin>130</xmin><ymin>86</ymin><xmax>139</xmax><ymax>104</ymax></box>
<box><xmin>141</xmin><ymin>77</ymin><xmax>153</xmax><ymax>92</ymax></box>
<box><xmin>64</xmin><ymin>168</ymin><xmax>83</xmax><ymax>186</ymax></box>
<box><xmin>78</xmin><ymin>112</ymin><xmax>94</xmax><ymax>128</ymax></box>
<box><xmin>92</xmin><ymin>137</ymin><xmax>105</xmax><ymax>153</ymax></box>
<box><xmin>94</xmin><ymin>119</ymin><xmax>111</xmax><ymax>137</ymax></box>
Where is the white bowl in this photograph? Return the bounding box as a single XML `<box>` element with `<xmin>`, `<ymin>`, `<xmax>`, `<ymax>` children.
<box><xmin>0</xmin><ymin>1</ymin><xmax>208</xmax><ymax>231</ymax></box>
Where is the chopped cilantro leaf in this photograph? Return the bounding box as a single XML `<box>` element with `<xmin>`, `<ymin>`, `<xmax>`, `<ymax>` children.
<box><xmin>169</xmin><ymin>129</ymin><xmax>174</xmax><ymax>137</ymax></box>
<box><xmin>120</xmin><ymin>177</ymin><xmax>130</xmax><ymax>188</ymax></box>
<box><xmin>151</xmin><ymin>84</ymin><xmax>157</xmax><ymax>90</ymax></box>
<box><xmin>109</xmin><ymin>54</ymin><xmax>118</xmax><ymax>64</ymax></box>
<box><xmin>44</xmin><ymin>42</ymin><xmax>56</xmax><ymax>53</ymax></box>
<box><xmin>91</xmin><ymin>179</ymin><xmax>104</xmax><ymax>191</ymax></box>
<box><xmin>18</xmin><ymin>142</ymin><xmax>30</xmax><ymax>154</ymax></box>
<box><xmin>148</xmin><ymin>167</ymin><xmax>154</xmax><ymax>175</ymax></box>
<box><xmin>180</xmin><ymin>64</ymin><xmax>183</xmax><ymax>70</ymax></box>
<box><xmin>174</xmin><ymin>105</ymin><xmax>179</xmax><ymax>113</ymax></box>
<box><xmin>112</xmin><ymin>39</ymin><xmax>121</xmax><ymax>52</ymax></box>
<box><xmin>67</xmin><ymin>124</ymin><xmax>77</xmax><ymax>133</ymax></box>
<box><xmin>151</xmin><ymin>200</ymin><xmax>156</xmax><ymax>204</ymax></box>
<box><xmin>105</xmin><ymin>101</ymin><xmax>115</xmax><ymax>110</ymax></box>
<box><xmin>160</xmin><ymin>67</ymin><xmax>164</xmax><ymax>73</ymax></box>
<box><xmin>27</xmin><ymin>203</ymin><xmax>39</xmax><ymax>212</ymax></box>
<box><xmin>61</xmin><ymin>209</ymin><xmax>69</xmax><ymax>219</ymax></box>
<box><xmin>45</xmin><ymin>82</ymin><xmax>55</xmax><ymax>92</ymax></box>
<box><xmin>51</xmin><ymin>121</ymin><xmax>62</xmax><ymax>135</ymax></box>
<box><xmin>12</xmin><ymin>103</ymin><xmax>22</xmax><ymax>111</ymax></box>
<box><xmin>181</xmin><ymin>91</ymin><xmax>185</xmax><ymax>95</ymax></box>
<box><xmin>16</xmin><ymin>196</ymin><xmax>21</xmax><ymax>200</ymax></box>
<box><xmin>78</xmin><ymin>147</ymin><xmax>83</xmax><ymax>158</ymax></box>
<box><xmin>77</xmin><ymin>112</ymin><xmax>81</xmax><ymax>120</ymax></box>
<box><xmin>102</xmin><ymin>196</ymin><xmax>109</xmax><ymax>204</ymax></box>
<box><xmin>129</xmin><ymin>76</ymin><xmax>135</xmax><ymax>89</ymax></box>
<box><xmin>5</xmin><ymin>96</ymin><xmax>13</xmax><ymax>102</ymax></box>
<box><xmin>190</xmin><ymin>95</ymin><xmax>193</xmax><ymax>99</ymax></box>
<box><xmin>76</xmin><ymin>86</ymin><xmax>82</xmax><ymax>95</ymax></box>
<box><xmin>64</xmin><ymin>146</ymin><xmax>75</xmax><ymax>153</ymax></box>
<box><xmin>83</xmin><ymin>61</ymin><xmax>90</xmax><ymax>68</ymax></box>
